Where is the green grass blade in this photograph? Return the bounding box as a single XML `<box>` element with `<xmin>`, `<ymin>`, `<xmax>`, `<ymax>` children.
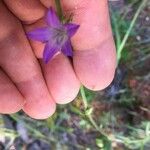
<box><xmin>117</xmin><ymin>0</ymin><xmax>148</xmax><ymax>64</ymax></box>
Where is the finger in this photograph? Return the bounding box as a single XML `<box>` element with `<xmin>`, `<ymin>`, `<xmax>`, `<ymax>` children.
<box><xmin>40</xmin><ymin>0</ymin><xmax>116</xmax><ymax>91</ymax></box>
<box><xmin>3</xmin><ymin>0</ymin><xmax>46</xmax><ymax>23</ymax></box>
<box><xmin>0</xmin><ymin>1</ymin><xmax>56</xmax><ymax>119</ymax></box>
<box><xmin>63</xmin><ymin>0</ymin><xmax>116</xmax><ymax>91</ymax></box>
<box><xmin>0</xmin><ymin>68</ymin><xmax>24</xmax><ymax>114</ymax></box>
<box><xmin>25</xmin><ymin>20</ymin><xmax>80</xmax><ymax>104</ymax></box>
<box><xmin>41</xmin><ymin>54</ymin><xmax>80</xmax><ymax>104</ymax></box>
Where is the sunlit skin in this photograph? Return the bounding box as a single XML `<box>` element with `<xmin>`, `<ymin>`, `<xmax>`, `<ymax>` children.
<box><xmin>0</xmin><ymin>0</ymin><xmax>116</xmax><ymax>119</ymax></box>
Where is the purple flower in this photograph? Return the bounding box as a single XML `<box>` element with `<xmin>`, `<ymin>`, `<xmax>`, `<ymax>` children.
<box><xmin>27</xmin><ymin>7</ymin><xmax>79</xmax><ymax>63</ymax></box>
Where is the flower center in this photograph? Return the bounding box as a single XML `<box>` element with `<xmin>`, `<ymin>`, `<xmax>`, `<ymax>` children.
<box><xmin>53</xmin><ymin>28</ymin><xmax>68</xmax><ymax>47</ymax></box>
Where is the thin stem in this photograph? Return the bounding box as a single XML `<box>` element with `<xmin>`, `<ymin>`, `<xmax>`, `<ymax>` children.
<box><xmin>80</xmin><ymin>86</ymin><xmax>108</xmax><ymax>138</ymax></box>
<box><xmin>112</xmin><ymin>13</ymin><xmax>121</xmax><ymax>50</ymax></box>
<box><xmin>120</xmin><ymin>0</ymin><xmax>139</xmax><ymax>22</ymax></box>
<box><xmin>88</xmin><ymin>114</ymin><xmax>100</xmax><ymax>131</ymax></box>
<box><xmin>80</xmin><ymin>86</ymin><xmax>101</xmax><ymax>131</ymax></box>
<box><xmin>55</xmin><ymin>0</ymin><xmax>63</xmax><ymax>21</ymax></box>
<box><xmin>117</xmin><ymin>0</ymin><xmax>148</xmax><ymax>64</ymax></box>
<box><xmin>80</xmin><ymin>85</ymin><xmax>88</xmax><ymax>110</ymax></box>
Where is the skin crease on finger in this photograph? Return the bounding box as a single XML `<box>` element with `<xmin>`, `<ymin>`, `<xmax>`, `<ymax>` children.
<box><xmin>3</xmin><ymin>0</ymin><xmax>46</xmax><ymax>24</ymax></box>
<box><xmin>0</xmin><ymin>1</ymin><xmax>56</xmax><ymax>119</ymax></box>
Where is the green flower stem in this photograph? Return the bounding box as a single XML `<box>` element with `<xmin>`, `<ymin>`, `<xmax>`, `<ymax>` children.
<box><xmin>88</xmin><ymin>114</ymin><xmax>100</xmax><ymax>131</ymax></box>
<box><xmin>80</xmin><ymin>86</ymin><xmax>107</xmax><ymax>137</ymax></box>
<box><xmin>111</xmin><ymin>12</ymin><xmax>121</xmax><ymax>51</ymax></box>
<box><xmin>117</xmin><ymin>0</ymin><xmax>148</xmax><ymax>64</ymax></box>
<box><xmin>80</xmin><ymin>86</ymin><xmax>99</xmax><ymax>131</ymax></box>
<box><xmin>80</xmin><ymin>85</ymin><xmax>88</xmax><ymax>110</ymax></box>
<box><xmin>55</xmin><ymin>0</ymin><xmax>63</xmax><ymax>21</ymax></box>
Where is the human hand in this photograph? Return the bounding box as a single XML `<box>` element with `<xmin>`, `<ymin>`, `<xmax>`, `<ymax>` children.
<box><xmin>0</xmin><ymin>0</ymin><xmax>116</xmax><ymax>119</ymax></box>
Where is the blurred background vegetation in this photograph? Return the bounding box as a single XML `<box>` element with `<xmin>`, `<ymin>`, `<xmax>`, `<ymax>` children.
<box><xmin>0</xmin><ymin>0</ymin><xmax>150</xmax><ymax>149</ymax></box>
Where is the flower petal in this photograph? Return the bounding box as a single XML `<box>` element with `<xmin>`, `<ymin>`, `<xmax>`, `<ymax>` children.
<box><xmin>27</xmin><ymin>27</ymin><xmax>51</xmax><ymax>42</ymax></box>
<box><xmin>43</xmin><ymin>42</ymin><xmax>59</xmax><ymax>63</ymax></box>
<box><xmin>65</xmin><ymin>23</ymin><xmax>80</xmax><ymax>37</ymax></box>
<box><xmin>62</xmin><ymin>40</ymin><xmax>73</xmax><ymax>57</ymax></box>
<box><xmin>46</xmin><ymin>7</ymin><xmax>61</xmax><ymax>27</ymax></box>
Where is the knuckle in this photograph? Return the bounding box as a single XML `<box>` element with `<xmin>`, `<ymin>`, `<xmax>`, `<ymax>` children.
<box><xmin>0</xmin><ymin>1</ymin><xmax>21</xmax><ymax>41</ymax></box>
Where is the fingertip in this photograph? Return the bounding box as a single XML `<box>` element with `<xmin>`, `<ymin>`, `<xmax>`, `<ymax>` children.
<box><xmin>23</xmin><ymin>96</ymin><xmax>56</xmax><ymax>119</ymax></box>
<box><xmin>41</xmin><ymin>54</ymin><xmax>80</xmax><ymax>105</ymax></box>
<box><xmin>54</xmin><ymin>85</ymin><xmax>80</xmax><ymax>104</ymax></box>
<box><xmin>0</xmin><ymin>70</ymin><xmax>25</xmax><ymax>114</ymax></box>
<box><xmin>16</xmin><ymin>75</ymin><xmax>57</xmax><ymax>120</ymax></box>
<box><xmin>73</xmin><ymin>38</ymin><xmax>116</xmax><ymax>91</ymax></box>
<box><xmin>0</xmin><ymin>99</ymin><xmax>24</xmax><ymax>114</ymax></box>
